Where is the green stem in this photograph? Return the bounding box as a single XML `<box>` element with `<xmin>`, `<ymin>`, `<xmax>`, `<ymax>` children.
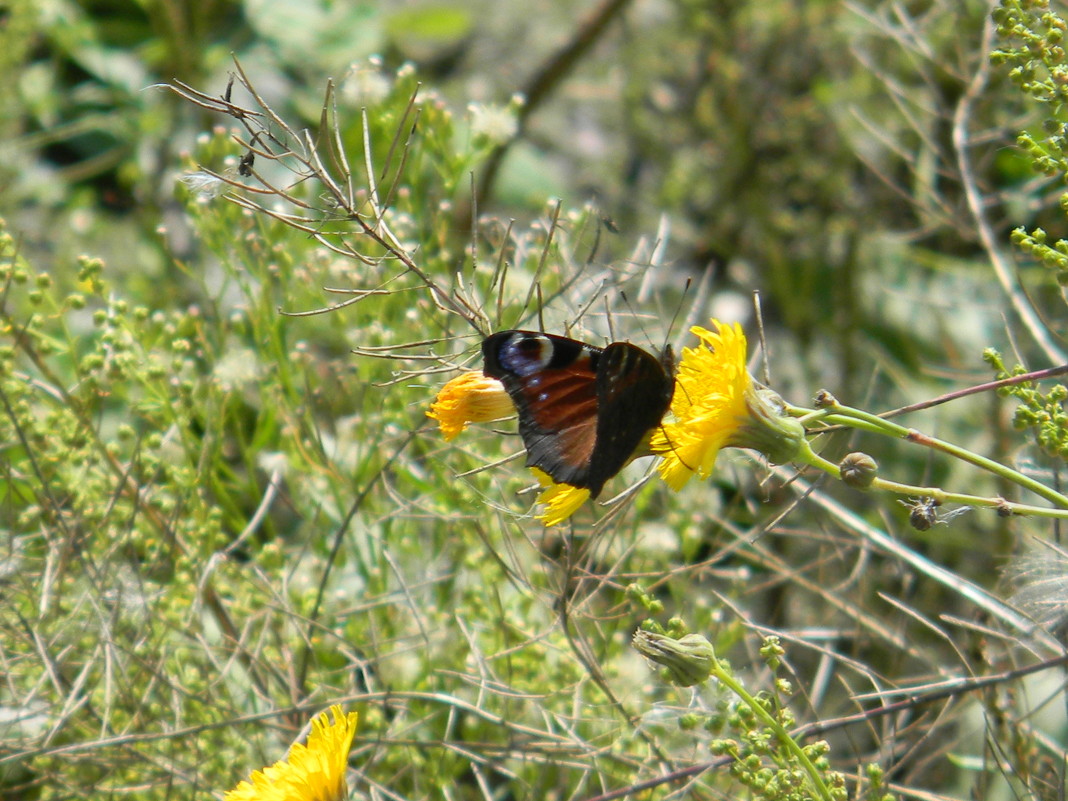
<box><xmin>792</xmin><ymin>402</ymin><xmax>1068</xmax><ymax>510</ymax></box>
<box><xmin>711</xmin><ymin>663</ymin><xmax>834</xmax><ymax>801</ymax></box>
<box><xmin>801</xmin><ymin>444</ymin><xmax>1068</xmax><ymax>518</ymax></box>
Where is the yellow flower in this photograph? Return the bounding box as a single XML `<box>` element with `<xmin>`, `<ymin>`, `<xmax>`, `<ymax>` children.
<box><xmin>530</xmin><ymin>468</ymin><xmax>591</xmax><ymax>526</ymax></box>
<box><xmin>430</xmin><ymin>376</ymin><xmax>591</xmax><ymax>525</ymax></box>
<box><xmin>652</xmin><ymin>320</ymin><xmax>805</xmax><ymax>491</ymax></box>
<box><xmin>224</xmin><ymin>705</ymin><xmax>358</xmax><ymax>801</ymax></box>
<box><xmin>427</xmin><ymin>371</ymin><xmax>514</xmax><ymax>441</ymax></box>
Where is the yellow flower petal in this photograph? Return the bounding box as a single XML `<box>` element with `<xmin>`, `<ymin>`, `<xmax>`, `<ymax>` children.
<box><xmin>224</xmin><ymin>705</ymin><xmax>358</xmax><ymax>801</ymax></box>
<box><xmin>533</xmin><ymin>470</ymin><xmax>592</xmax><ymax>526</ymax></box>
<box><xmin>427</xmin><ymin>371</ymin><xmax>514</xmax><ymax>441</ymax></box>
<box><xmin>652</xmin><ymin>320</ymin><xmax>806</xmax><ymax>491</ymax></box>
<box><xmin>527</xmin><ymin>468</ymin><xmax>591</xmax><ymax>526</ymax></box>
<box><xmin>652</xmin><ymin>321</ymin><xmax>751</xmax><ymax>490</ymax></box>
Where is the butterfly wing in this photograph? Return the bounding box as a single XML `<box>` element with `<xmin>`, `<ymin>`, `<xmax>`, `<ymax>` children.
<box><xmin>482</xmin><ymin>331</ymin><xmax>601</xmax><ymax>490</ymax></box>
<box><xmin>587</xmin><ymin>343</ymin><xmax>675</xmax><ymax>495</ymax></box>
<box><xmin>483</xmin><ymin>331</ymin><xmax>675</xmax><ymax>498</ymax></box>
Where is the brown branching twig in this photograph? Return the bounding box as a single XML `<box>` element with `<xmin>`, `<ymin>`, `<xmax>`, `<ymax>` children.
<box><xmin>169</xmin><ymin>59</ymin><xmax>490</xmax><ymax>338</ymax></box>
<box><xmin>474</xmin><ymin>0</ymin><xmax>636</xmax><ymax>207</ymax></box>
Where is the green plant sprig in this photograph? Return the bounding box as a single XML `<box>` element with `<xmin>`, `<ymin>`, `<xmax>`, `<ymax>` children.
<box><xmin>709</xmin><ymin>659</ymin><xmax>837</xmax><ymax>801</ymax></box>
<box><xmin>633</xmin><ymin>625</ymin><xmax>851</xmax><ymax>801</ymax></box>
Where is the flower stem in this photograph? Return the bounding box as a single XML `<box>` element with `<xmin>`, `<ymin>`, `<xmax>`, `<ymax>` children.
<box><xmin>791</xmin><ymin>401</ymin><xmax>1068</xmax><ymax>510</ymax></box>
<box><xmin>800</xmin><ymin>443</ymin><xmax>1068</xmax><ymax>518</ymax></box>
<box><xmin>711</xmin><ymin>662</ymin><xmax>834</xmax><ymax>801</ymax></box>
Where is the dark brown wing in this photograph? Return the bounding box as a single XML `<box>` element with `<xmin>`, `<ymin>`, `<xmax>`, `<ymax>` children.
<box><xmin>483</xmin><ymin>331</ymin><xmax>675</xmax><ymax>498</ymax></box>
<box><xmin>482</xmin><ymin>331</ymin><xmax>601</xmax><ymax>489</ymax></box>
<box><xmin>586</xmin><ymin>343</ymin><xmax>675</xmax><ymax>496</ymax></box>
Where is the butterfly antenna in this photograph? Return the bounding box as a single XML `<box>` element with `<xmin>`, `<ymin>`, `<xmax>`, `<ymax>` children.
<box><xmin>676</xmin><ymin>261</ymin><xmax>714</xmax><ymax>351</ymax></box>
<box><xmin>664</xmin><ymin>277</ymin><xmax>692</xmax><ymax>351</ymax></box>
<box><xmin>617</xmin><ymin>289</ymin><xmax>660</xmax><ymax>349</ymax></box>
<box><xmin>536</xmin><ymin>282</ymin><xmax>546</xmax><ymax>333</ymax></box>
<box><xmin>494</xmin><ymin>248</ymin><xmax>510</xmax><ymax>327</ymax></box>
<box><xmin>490</xmin><ymin>218</ymin><xmax>513</xmax><ymax>295</ymax></box>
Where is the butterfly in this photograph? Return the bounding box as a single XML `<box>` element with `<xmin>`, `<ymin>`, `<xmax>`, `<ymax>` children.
<box><xmin>482</xmin><ymin>330</ymin><xmax>675</xmax><ymax>498</ymax></box>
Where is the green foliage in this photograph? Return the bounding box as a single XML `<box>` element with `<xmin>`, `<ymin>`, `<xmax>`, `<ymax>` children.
<box><xmin>986</xmin><ymin>348</ymin><xmax>1068</xmax><ymax>459</ymax></box>
<box><xmin>993</xmin><ymin>0</ymin><xmax>1068</xmax><ymax>107</ymax></box>
<box><xmin>995</xmin><ymin>1</ymin><xmax>1068</xmax><ymax>285</ymax></box>
<box><xmin>991</xmin><ymin>0</ymin><xmax>1068</xmax><ymax>468</ymax></box>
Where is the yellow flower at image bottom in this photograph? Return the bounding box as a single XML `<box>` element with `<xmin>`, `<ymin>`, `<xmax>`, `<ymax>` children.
<box><xmin>224</xmin><ymin>705</ymin><xmax>357</xmax><ymax>801</ymax></box>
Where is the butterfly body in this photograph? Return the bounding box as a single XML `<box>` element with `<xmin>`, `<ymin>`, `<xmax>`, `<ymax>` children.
<box><xmin>482</xmin><ymin>330</ymin><xmax>675</xmax><ymax>497</ymax></box>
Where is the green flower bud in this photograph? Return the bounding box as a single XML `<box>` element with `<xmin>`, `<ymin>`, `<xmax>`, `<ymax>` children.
<box><xmin>839</xmin><ymin>452</ymin><xmax>878</xmax><ymax>489</ymax></box>
<box><xmin>632</xmin><ymin>630</ymin><xmax>716</xmax><ymax>687</ymax></box>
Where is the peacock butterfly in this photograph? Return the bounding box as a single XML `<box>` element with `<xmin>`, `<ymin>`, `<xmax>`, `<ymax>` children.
<box><xmin>482</xmin><ymin>330</ymin><xmax>675</xmax><ymax>497</ymax></box>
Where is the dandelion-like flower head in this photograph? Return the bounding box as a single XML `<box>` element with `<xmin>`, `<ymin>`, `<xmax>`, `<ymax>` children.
<box><xmin>530</xmin><ymin>468</ymin><xmax>591</xmax><ymax>526</ymax></box>
<box><xmin>652</xmin><ymin>320</ymin><xmax>804</xmax><ymax>491</ymax></box>
<box><xmin>427</xmin><ymin>371</ymin><xmax>513</xmax><ymax>441</ymax></box>
<box><xmin>224</xmin><ymin>705</ymin><xmax>358</xmax><ymax>801</ymax></box>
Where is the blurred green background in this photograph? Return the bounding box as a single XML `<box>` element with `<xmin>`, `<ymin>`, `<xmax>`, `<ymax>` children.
<box><xmin>3</xmin><ymin>0</ymin><xmax>1067</xmax><ymax>799</ymax></box>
